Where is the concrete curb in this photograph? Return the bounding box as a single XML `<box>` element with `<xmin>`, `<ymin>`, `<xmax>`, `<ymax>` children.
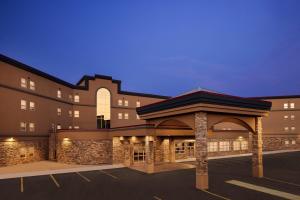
<box><xmin>0</xmin><ymin>164</ymin><xmax>125</xmax><ymax>180</ymax></box>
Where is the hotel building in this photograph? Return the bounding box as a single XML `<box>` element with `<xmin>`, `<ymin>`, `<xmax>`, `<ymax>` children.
<box><xmin>0</xmin><ymin>54</ymin><xmax>299</xmax><ymax>168</ymax></box>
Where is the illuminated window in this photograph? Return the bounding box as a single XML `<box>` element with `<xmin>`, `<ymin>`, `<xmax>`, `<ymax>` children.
<box><xmin>21</xmin><ymin>100</ymin><xmax>27</xmax><ymax>110</ymax></box>
<box><xmin>57</xmin><ymin>89</ymin><xmax>62</xmax><ymax>98</ymax></box>
<box><xmin>57</xmin><ymin>108</ymin><xmax>62</xmax><ymax>116</ymax></box>
<box><xmin>124</xmin><ymin>100</ymin><xmax>129</xmax><ymax>107</ymax></box>
<box><xmin>136</xmin><ymin>114</ymin><xmax>140</xmax><ymax>120</ymax></box>
<box><xmin>284</xmin><ymin>127</ymin><xmax>289</xmax><ymax>131</ymax></box>
<box><xmin>57</xmin><ymin>124</ymin><xmax>61</xmax><ymax>130</ymax></box>
<box><xmin>68</xmin><ymin>110</ymin><xmax>72</xmax><ymax>117</ymax></box>
<box><xmin>96</xmin><ymin>88</ymin><xmax>111</xmax><ymax>129</ymax></box>
<box><xmin>241</xmin><ymin>141</ymin><xmax>248</xmax><ymax>150</ymax></box>
<box><xmin>291</xmin><ymin>115</ymin><xmax>295</xmax><ymax>120</ymax></box>
<box><xmin>175</xmin><ymin>143</ymin><xmax>185</xmax><ymax>154</ymax></box>
<box><xmin>20</xmin><ymin>122</ymin><xmax>26</xmax><ymax>132</ymax></box>
<box><xmin>292</xmin><ymin>140</ymin><xmax>296</xmax><ymax>145</ymax></box>
<box><xmin>74</xmin><ymin>110</ymin><xmax>80</xmax><ymax>118</ymax></box>
<box><xmin>118</xmin><ymin>99</ymin><xmax>123</xmax><ymax>106</ymax></box>
<box><xmin>291</xmin><ymin>127</ymin><xmax>296</xmax><ymax>131</ymax></box>
<box><xmin>20</xmin><ymin>78</ymin><xmax>27</xmax><ymax>88</ymax></box>
<box><xmin>219</xmin><ymin>141</ymin><xmax>230</xmax><ymax>151</ymax></box>
<box><xmin>118</xmin><ymin>113</ymin><xmax>123</xmax><ymax>119</ymax></box>
<box><xmin>136</xmin><ymin>101</ymin><xmax>141</xmax><ymax>107</ymax></box>
<box><xmin>290</xmin><ymin>103</ymin><xmax>295</xmax><ymax>109</ymax></box>
<box><xmin>29</xmin><ymin>123</ymin><xmax>35</xmax><ymax>132</ymax></box>
<box><xmin>233</xmin><ymin>141</ymin><xmax>241</xmax><ymax>151</ymax></box>
<box><xmin>124</xmin><ymin>113</ymin><xmax>129</xmax><ymax>119</ymax></box>
<box><xmin>29</xmin><ymin>81</ymin><xmax>35</xmax><ymax>90</ymax></box>
<box><xmin>284</xmin><ymin>115</ymin><xmax>288</xmax><ymax>119</ymax></box>
<box><xmin>74</xmin><ymin>126</ymin><xmax>79</xmax><ymax>129</ymax></box>
<box><xmin>285</xmin><ymin>140</ymin><xmax>289</xmax><ymax>145</ymax></box>
<box><xmin>208</xmin><ymin>142</ymin><xmax>218</xmax><ymax>152</ymax></box>
<box><xmin>69</xmin><ymin>95</ymin><xmax>73</xmax><ymax>101</ymax></box>
<box><xmin>284</xmin><ymin>103</ymin><xmax>289</xmax><ymax>109</ymax></box>
<box><xmin>29</xmin><ymin>101</ymin><xmax>35</xmax><ymax>111</ymax></box>
<box><xmin>68</xmin><ymin>126</ymin><xmax>72</xmax><ymax>129</ymax></box>
<box><xmin>74</xmin><ymin>95</ymin><xmax>80</xmax><ymax>102</ymax></box>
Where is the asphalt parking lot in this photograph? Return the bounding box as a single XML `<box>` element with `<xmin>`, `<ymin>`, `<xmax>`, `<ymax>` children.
<box><xmin>0</xmin><ymin>151</ymin><xmax>299</xmax><ymax>200</ymax></box>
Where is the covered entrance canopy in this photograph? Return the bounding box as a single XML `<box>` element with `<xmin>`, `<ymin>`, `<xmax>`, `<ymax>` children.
<box><xmin>137</xmin><ymin>90</ymin><xmax>272</xmax><ymax>190</ymax></box>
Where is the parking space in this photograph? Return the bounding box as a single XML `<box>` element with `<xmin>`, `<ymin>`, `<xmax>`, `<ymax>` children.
<box><xmin>0</xmin><ymin>151</ymin><xmax>299</xmax><ymax>200</ymax></box>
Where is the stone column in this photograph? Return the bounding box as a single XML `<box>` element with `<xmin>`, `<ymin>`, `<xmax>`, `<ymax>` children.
<box><xmin>252</xmin><ymin>117</ymin><xmax>263</xmax><ymax>178</ymax></box>
<box><xmin>169</xmin><ymin>138</ymin><xmax>176</xmax><ymax>162</ymax></box>
<box><xmin>48</xmin><ymin>132</ymin><xmax>57</xmax><ymax>161</ymax></box>
<box><xmin>145</xmin><ymin>136</ymin><xmax>154</xmax><ymax>173</ymax></box>
<box><xmin>195</xmin><ymin>112</ymin><xmax>209</xmax><ymax>190</ymax></box>
<box><xmin>123</xmin><ymin>139</ymin><xmax>132</xmax><ymax>167</ymax></box>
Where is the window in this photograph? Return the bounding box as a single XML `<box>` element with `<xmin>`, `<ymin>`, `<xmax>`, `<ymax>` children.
<box><xmin>29</xmin><ymin>123</ymin><xmax>35</xmax><ymax>132</ymax></box>
<box><xmin>284</xmin><ymin>127</ymin><xmax>289</xmax><ymax>131</ymax></box>
<box><xmin>292</xmin><ymin>140</ymin><xmax>296</xmax><ymax>145</ymax></box>
<box><xmin>291</xmin><ymin>127</ymin><xmax>296</xmax><ymax>131</ymax></box>
<box><xmin>57</xmin><ymin>89</ymin><xmax>62</xmax><ymax>98</ymax></box>
<box><xmin>29</xmin><ymin>101</ymin><xmax>35</xmax><ymax>111</ymax></box>
<box><xmin>20</xmin><ymin>122</ymin><xmax>26</xmax><ymax>132</ymax></box>
<box><xmin>118</xmin><ymin>99</ymin><xmax>123</xmax><ymax>106</ymax></box>
<box><xmin>68</xmin><ymin>95</ymin><xmax>73</xmax><ymax>101</ymax></box>
<box><xmin>57</xmin><ymin>124</ymin><xmax>61</xmax><ymax>130</ymax></box>
<box><xmin>96</xmin><ymin>88</ymin><xmax>111</xmax><ymax>129</ymax></box>
<box><xmin>241</xmin><ymin>141</ymin><xmax>248</xmax><ymax>150</ymax></box>
<box><xmin>175</xmin><ymin>143</ymin><xmax>185</xmax><ymax>154</ymax></box>
<box><xmin>57</xmin><ymin>108</ymin><xmax>62</xmax><ymax>116</ymax></box>
<box><xmin>74</xmin><ymin>95</ymin><xmax>80</xmax><ymax>102</ymax></box>
<box><xmin>285</xmin><ymin>140</ymin><xmax>289</xmax><ymax>145</ymax></box>
<box><xmin>124</xmin><ymin>113</ymin><xmax>129</xmax><ymax>119</ymax></box>
<box><xmin>233</xmin><ymin>141</ymin><xmax>241</xmax><ymax>151</ymax></box>
<box><xmin>284</xmin><ymin>103</ymin><xmax>289</xmax><ymax>109</ymax></box>
<box><xmin>290</xmin><ymin>103</ymin><xmax>295</xmax><ymax>109</ymax></box>
<box><xmin>68</xmin><ymin>110</ymin><xmax>72</xmax><ymax>117</ymax></box>
<box><xmin>68</xmin><ymin>126</ymin><xmax>72</xmax><ymax>129</ymax></box>
<box><xmin>74</xmin><ymin>110</ymin><xmax>80</xmax><ymax>118</ymax></box>
<box><xmin>118</xmin><ymin>113</ymin><xmax>123</xmax><ymax>119</ymax></box>
<box><xmin>21</xmin><ymin>100</ymin><xmax>27</xmax><ymax>110</ymax></box>
<box><xmin>124</xmin><ymin>100</ymin><xmax>128</xmax><ymax>107</ymax></box>
<box><xmin>20</xmin><ymin>78</ymin><xmax>27</xmax><ymax>88</ymax></box>
<box><xmin>219</xmin><ymin>141</ymin><xmax>230</xmax><ymax>151</ymax></box>
<box><xmin>284</xmin><ymin>115</ymin><xmax>289</xmax><ymax>119</ymax></box>
<box><xmin>136</xmin><ymin>101</ymin><xmax>141</xmax><ymax>107</ymax></box>
<box><xmin>208</xmin><ymin>142</ymin><xmax>218</xmax><ymax>152</ymax></box>
<box><xmin>29</xmin><ymin>81</ymin><xmax>35</xmax><ymax>90</ymax></box>
<box><xmin>136</xmin><ymin>114</ymin><xmax>140</xmax><ymax>120</ymax></box>
<box><xmin>74</xmin><ymin>126</ymin><xmax>79</xmax><ymax>129</ymax></box>
<box><xmin>291</xmin><ymin>115</ymin><xmax>295</xmax><ymax>120</ymax></box>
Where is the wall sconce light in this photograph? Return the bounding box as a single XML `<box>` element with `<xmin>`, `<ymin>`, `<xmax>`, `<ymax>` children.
<box><xmin>119</xmin><ymin>136</ymin><xmax>124</xmax><ymax>141</ymax></box>
<box><xmin>6</xmin><ymin>137</ymin><xmax>15</xmax><ymax>142</ymax></box>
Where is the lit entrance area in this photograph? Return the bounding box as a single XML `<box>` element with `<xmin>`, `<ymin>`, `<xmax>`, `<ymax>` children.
<box><xmin>133</xmin><ymin>145</ymin><xmax>146</xmax><ymax>163</ymax></box>
<box><xmin>175</xmin><ymin>140</ymin><xmax>195</xmax><ymax>160</ymax></box>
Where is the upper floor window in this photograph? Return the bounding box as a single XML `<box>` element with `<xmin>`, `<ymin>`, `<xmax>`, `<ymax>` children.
<box><xmin>57</xmin><ymin>124</ymin><xmax>62</xmax><ymax>130</ymax></box>
<box><xmin>96</xmin><ymin>88</ymin><xmax>111</xmax><ymax>129</ymax></box>
<box><xmin>57</xmin><ymin>89</ymin><xmax>62</xmax><ymax>98</ymax></box>
<box><xmin>284</xmin><ymin>115</ymin><xmax>288</xmax><ymax>119</ymax></box>
<box><xmin>29</xmin><ymin>81</ymin><xmax>35</xmax><ymax>90</ymax></box>
<box><xmin>29</xmin><ymin>123</ymin><xmax>35</xmax><ymax>132</ymax></box>
<box><xmin>124</xmin><ymin>100</ymin><xmax>129</xmax><ymax>107</ymax></box>
<box><xmin>291</xmin><ymin>127</ymin><xmax>296</xmax><ymax>131</ymax></box>
<box><xmin>136</xmin><ymin>101</ymin><xmax>141</xmax><ymax>107</ymax></box>
<box><xmin>290</xmin><ymin>103</ymin><xmax>295</xmax><ymax>109</ymax></box>
<box><xmin>69</xmin><ymin>95</ymin><xmax>73</xmax><ymax>101</ymax></box>
<box><xmin>291</xmin><ymin>115</ymin><xmax>295</xmax><ymax>120</ymax></box>
<box><xmin>21</xmin><ymin>100</ymin><xmax>27</xmax><ymax>110</ymax></box>
<box><xmin>74</xmin><ymin>95</ymin><xmax>80</xmax><ymax>102</ymax></box>
<box><xmin>29</xmin><ymin>101</ymin><xmax>35</xmax><ymax>111</ymax></box>
<box><xmin>68</xmin><ymin>110</ymin><xmax>73</xmax><ymax>117</ymax></box>
<box><xmin>20</xmin><ymin>122</ymin><xmax>26</xmax><ymax>132</ymax></box>
<box><xmin>20</xmin><ymin>78</ymin><xmax>27</xmax><ymax>88</ymax></box>
<box><xmin>74</xmin><ymin>126</ymin><xmax>80</xmax><ymax>129</ymax></box>
<box><xmin>118</xmin><ymin>113</ymin><xmax>123</xmax><ymax>119</ymax></box>
<box><xmin>284</xmin><ymin>103</ymin><xmax>289</xmax><ymax>109</ymax></box>
<box><xmin>57</xmin><ymin>108</ymin><xmax>62</xmax><ymax>116</ymax></box>
<box><xmin>124</xmin><ymin>113</ymin><xmax>129</xmax><ymax>119</ymax></box>
<box><xmin>136</xmin><ymin>114</ymin><xmax>140</xmax><ymax>120</ymax></box>
<box><xmin>118</xmin><ymin>99</ymin><xmax>123</xmax><ymax>106</ymax></box>
<box><xmin>74</xmin><ymin>110</ymin><xmax>80</xmax><ymax>118</ymax></box>
<box><xmin>284</xmin><ymin>127</ymin><xmax>289</xmax><ymax>131</ymax></box>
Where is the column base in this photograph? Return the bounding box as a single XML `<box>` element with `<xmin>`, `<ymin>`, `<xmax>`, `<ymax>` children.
<box><xmin>146</xmin><ymin>164</ymin><xmax>154</xmax><ymax>174</ymax></box>
<box><xmin>252</xmin><ymin>165</ymin><xmax>263</xmax><ymax>178</ymax></box>
<box><xmin>196</xmin><ymin>173</ymin><xmax>209</xmax><ymax>190</ymax></box>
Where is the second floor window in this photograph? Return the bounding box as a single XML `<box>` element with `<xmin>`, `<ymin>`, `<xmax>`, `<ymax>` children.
<box><xmin>74</xmin><ymin>110</ymin><xmax>80</xmax><ymax>118</ymax></box>
<box><xmin>29</xmin><ymin>123</ymin><xmax>35</xmax><ymax>132</ymax></box>
<box><xmin>29</xmin><ymin>81</ymin><xmax>35</xmax><ymax>90</ymax></box>
<box><xmin>118</xmin><ymin>99</ymin><xmax>123</xmax><ymax>106</ymax></box>
<box><xmin>20</xmin><ymin>78</ymin><xmax>27</xmax><ymax>88</ymax></box>
<box><xmin>21</xmin><ymin>100</ymin><xmax>27</xmax><ymax>110</ymax></box>
<box><xmin>74</xmin><ymin>95</ymin><xmax>80</xmax><ymax>102</ymax></box>
<box><xmin>68</xmin><ymin>110</ymin><xmax>72</xmax><ymax>117</ymax></box>
<box><xmin>136</xmin><ymin>101</ymin><xmax>141</xmax><ymax>107</ymax></box>
<box><xmin>57</xmin><ymin>89</ymin><xmax>62</xmax><ymax>98</ymax></box>
<box><xmin>29</xmin><ymin>101</ymin><xmax>35</xmax><ymax>111</ymax></box>
<box><xmin>118</xmin><ymin>113</ymin><xmax>123</xmax><ymax>119</ymax></box>
<box><xmin>124</xmin><ymin>113</ymin><xmax>129</xmax><ymax>119</ymax></box>
<box><xmin>20</xmin><ymin>122</ymin><xmax>26</xmax><ymax>132</ymax></box>
<box><xmin>124</xmin><ymin>100</ymin><xmax>129</xmax><ymax>107</ymax></box>
<box><xmin>57</xmin><ymin>124</ymin><xmax>62</xmax><ymax>130</ymax></box>
<box><xmin>57</xmin><ymin>108</ymin><xmax>62</xmax><ymax>116</ymax></box>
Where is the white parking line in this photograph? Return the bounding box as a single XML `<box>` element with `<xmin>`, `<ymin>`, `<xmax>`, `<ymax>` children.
<box><xmin>99</xmin><ymin>170</ymin><xmax>118</xmax><ymax>179</ymax></box>
<box><xmin>49</xmin><ymin>174</ymin><xmax>60</xmax><ymax>188</ymax></box>
<box><xmin>264</xmin><ymin>177</ymin><xmax>300</xmax><ymax>188</ymax></box>
<box><xmin>200</xmin><ymin>189</ymin><xmax>231</xmax><ymax>200</ymax></box>
<box><xmin>76</xmin><ymin>172</ymin><xmax>91</xmax><ymax>182</ymax></box>
<box><xmin>20</xmin><ymin>177</ymin><xmax>24</xmax><ymax>193</ymax></box>
<box><xmin>226</xmin><ymin>180</ymin><xmax>300</xmax><ymax>200</ymax></box>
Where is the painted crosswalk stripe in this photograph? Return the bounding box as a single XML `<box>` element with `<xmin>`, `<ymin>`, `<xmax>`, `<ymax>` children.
<box><xmin>49</xmin><ymin>174</ymin><xmax>60</xmax><ymax>188</ymax></box>
<box><xmin>76</xmin><ymin>172</ymin><xmax>91</xmax><ymax>182</ymax></box>
<box><xmin>226</xmin><ymin>180</ymin><xmax>300</xmax><ymax>200</ymax></box>
<box><xmin>20</xmin><ymin>177</ymin><xmax>24</xmax><ymax>193</ymax></box>
<box><xmin>99</xmin><ymin>170</ymin><xmax>118</xmax><ymax>179</ymax></box>
<box><xmin>264</xmin><ymin>177</ymin><xmax>300</xmax><ymax>188</ymax></box>
<box><xmin>153</xmin><ymin>196</ymin><xmax>162</xmax><ymax>200</ymax></box>
<box><xmin>200</xmin><ymin>189</ymin><xmax>231</xmax><ymax>200</ymax></box>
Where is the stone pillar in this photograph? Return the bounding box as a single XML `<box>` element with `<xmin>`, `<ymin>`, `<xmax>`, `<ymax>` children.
<box><xmin>169</xmin><ymin>138</ymin><xmax>176</xmax><ymax>162</ymax></box>
<box><xmin>48</xmin><ymin>132</ymin><xmax>57</xmax><ymax>161</ymax></box>
<box><xmin>124</xmin><ymin>139</ymin><xmax>132</xmax><ymax>167</ymax></box>
<box><xmin>252</xmin><ymin>117</ymin><xmax>263</xmax><ymax>178</ymax></box>
<box><xmin>145</xmin><ymin>136</ymin><xmax>154</xmax><ymax>173</ymax></box>
<box><xmin>195</xmin><ymin>112</ymin><xmax>209</xmax><ymax>190</ymax></box>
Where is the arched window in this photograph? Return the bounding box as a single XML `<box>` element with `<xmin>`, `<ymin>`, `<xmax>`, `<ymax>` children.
<box><xmin>96</xmin><ymin>88</ymin><xmax>111</xmax><ymax>128</ymax></box>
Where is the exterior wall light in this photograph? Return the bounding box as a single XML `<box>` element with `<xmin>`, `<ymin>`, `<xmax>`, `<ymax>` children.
<box><xmin>238</xmin><ymin>136</ymin><xmax>244</xmax><ymax>140</ymax></box>
<box><xmin>131</xmin><ymin>136</ymin><xmax>137</xmax><ymax>142</ymax></box>
<box><xmin>119</xmin><ymin>136</ymin><xmax>124</xmax><ymax>141</ymax></box>
<box><xmin>6</xmin><ymin>137</ymin><xmax>15</xmax><ymax>142</ymax></box>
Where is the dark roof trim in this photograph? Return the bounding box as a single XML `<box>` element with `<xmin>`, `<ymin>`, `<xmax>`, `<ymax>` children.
<box><xmin>137</xmin><ymin>91</ymin><xmax>272</xmax><ymax>115</ymax></box>
<box><xmin>250</xmin><ymin>95</ymin><xmax>300</xmax><ymax>100</ymax></box>
<box><xmin>0</xmin><ymin>54</ymin><xmax>170</xmax><ymax>99</ymax></box>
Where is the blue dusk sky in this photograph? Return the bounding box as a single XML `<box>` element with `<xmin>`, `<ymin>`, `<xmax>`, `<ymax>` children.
<box><xmin>1</xmin><ymin>0</ymin><xmax>300</xmax><ymax>97</ymax></box>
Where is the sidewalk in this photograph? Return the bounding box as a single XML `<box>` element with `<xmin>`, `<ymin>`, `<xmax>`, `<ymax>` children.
<box><xmin>0</xmin><ymin>161</ymin><xmax>124</xmax><ymax>179</ymax></box>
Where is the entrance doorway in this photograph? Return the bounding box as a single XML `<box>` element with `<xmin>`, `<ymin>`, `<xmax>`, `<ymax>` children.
<box><xmin>133</xmin><ymin>146</ymin><xmax>146</xmax><ymax>163</ymax></box>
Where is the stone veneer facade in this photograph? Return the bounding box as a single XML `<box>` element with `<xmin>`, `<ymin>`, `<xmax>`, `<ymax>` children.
<box><xmin>0</xmin><ymin>138</ymin><xmax>48</xmax><ymax>166</ymax></box>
